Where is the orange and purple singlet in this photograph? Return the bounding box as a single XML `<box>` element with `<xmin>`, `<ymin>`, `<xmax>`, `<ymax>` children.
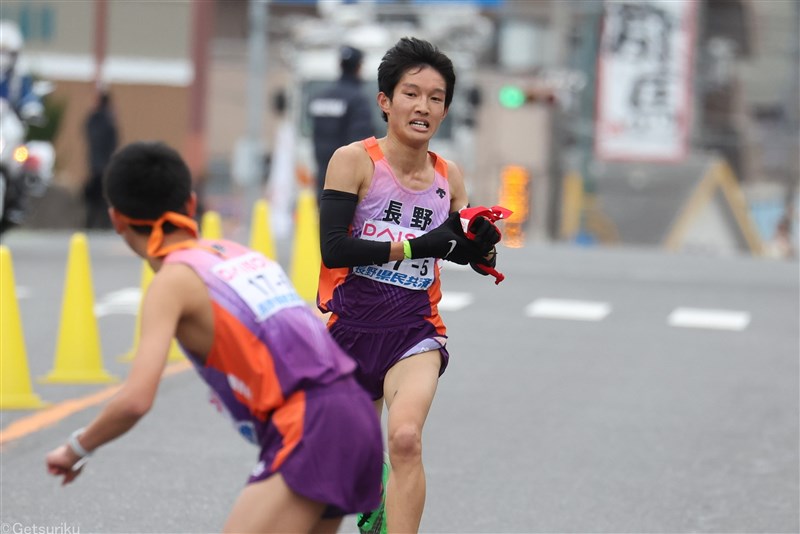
<box><xmin>318</xmin><ymin>137</ymin><xmax>453</xmax><ymax>399</ymax></box>
<box><xmin>166</xmin><ymin>239</ymin><xmax>381</xmax><ymax>516</ymax></box>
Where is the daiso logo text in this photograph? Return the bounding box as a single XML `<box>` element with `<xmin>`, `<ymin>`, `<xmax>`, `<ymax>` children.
<box><xmin>215</xmin><ymin>253</ymin><xmax>269</xmax><ymax>282</ymax></box>
<box><xmin>362</xmin><ymin>222</ymin><xmax>419</xmax><ymax>242</ymax></box>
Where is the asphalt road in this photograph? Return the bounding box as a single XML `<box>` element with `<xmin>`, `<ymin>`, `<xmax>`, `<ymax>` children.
<box><xmin>1</xmin><ymin>230</ymin><xmax>797</xmax><ymax>533</ymax></box>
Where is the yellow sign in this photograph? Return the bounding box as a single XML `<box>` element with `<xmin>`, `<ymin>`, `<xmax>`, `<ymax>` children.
<box><xmin>498</xmin><ymin>165</ymin><xmax>530</xmax><ymax>248</ymax></box>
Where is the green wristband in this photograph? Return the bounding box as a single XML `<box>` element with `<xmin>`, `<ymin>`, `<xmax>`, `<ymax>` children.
<box><xmin>402</xmin><ymin>240</ymin><xmax>412</xmax><ymax>260</ymax></box>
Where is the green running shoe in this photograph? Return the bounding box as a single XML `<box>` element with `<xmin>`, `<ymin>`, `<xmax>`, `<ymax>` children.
<box><xmin>357</xmin><ymin>461</ymin><xmax>390</xmax><ymax>534</ymax></box>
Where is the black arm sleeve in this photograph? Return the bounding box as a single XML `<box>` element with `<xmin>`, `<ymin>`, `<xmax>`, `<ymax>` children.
<box><xmin>319</xmin><ymin>189</ymin><xmax>391</xmax><ymax>268</ymax></box>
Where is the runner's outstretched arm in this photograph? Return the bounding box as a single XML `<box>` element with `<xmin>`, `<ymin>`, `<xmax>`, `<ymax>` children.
<box><xmin>45</xmin><ymin>265</ymin><xmax>189</xmax><ymax>485</ymax></box>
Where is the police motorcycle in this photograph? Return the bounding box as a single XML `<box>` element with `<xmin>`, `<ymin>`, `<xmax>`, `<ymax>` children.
<box><xmin>0</xmin><ymin>81</ymin><xmax>55</xmax><ymax>235</ymax></box>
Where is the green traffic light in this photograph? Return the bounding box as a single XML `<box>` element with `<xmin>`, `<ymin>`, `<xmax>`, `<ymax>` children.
<box><xmin>498</xmin><ymin>85</ymin><xmax>526</xmax><ymax>108</ymax></box>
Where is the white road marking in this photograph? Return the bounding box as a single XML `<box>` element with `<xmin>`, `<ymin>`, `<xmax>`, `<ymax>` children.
<box><xmin>525</xmin><ymin>298</ymin><xmax>611</xmax><ymax>321</ymax></box>
<box><xmin>668</xmin><ymin>307</ymin><xmax>751</xmax><ymax>331</ymax></box>
<box><xmin>65</xmin><ymin>282</ymin><xmax>760</xmax><ymax>336</ymax></box>
<box><xmin>94</xmin><ymin>287</ymin><xmax>141</xmax><ymax>317</ymax></box>
<box><xmin>438</xmin><ymin>292</ymin><xmax>474</xmax><ymax>311</ymax></box>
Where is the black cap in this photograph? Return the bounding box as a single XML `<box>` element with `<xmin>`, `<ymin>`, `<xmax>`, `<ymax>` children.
<box><xmin>340</xmin><ymin>45</ymin><xmax>364</xmax><ymax>72</ymax></box>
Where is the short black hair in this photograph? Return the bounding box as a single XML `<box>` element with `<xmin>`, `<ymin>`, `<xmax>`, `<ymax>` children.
<box><xmin>377</xmin><ymin>37</ymin><xmax>456</xmax><ymax>122</ymax></box>
<box><xmin>104</xmin><ymin>142</ymin><xmax>192</xmax><ymax>231</ymax></box>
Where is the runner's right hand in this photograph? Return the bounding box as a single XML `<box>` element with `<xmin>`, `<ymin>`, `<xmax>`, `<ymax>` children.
<box><xmin>46</xmin><ymin>445</ymin><xmax>84</xmax><ymax>486</ymax></box>
<box><xmin>407</xmin><ymin>213</ymin><xmax>490</xmax><ymax>264</ymax></box>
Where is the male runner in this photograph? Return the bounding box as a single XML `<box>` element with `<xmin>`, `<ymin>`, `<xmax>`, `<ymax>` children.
<box><xmin>317</xmin><ymin>37</ymin><xmax>502</xmax><ymax>533</ymax></box>
<box><xmin>45</xmin><ymin>141</ymin><xmax>383</xmax><ymax>533</ymax></box>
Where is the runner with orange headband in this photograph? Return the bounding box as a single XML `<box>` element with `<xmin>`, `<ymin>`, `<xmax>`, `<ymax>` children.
<box><xmin>45</xmin><ymin>141</ymin><xmax>383</xmax><ymax>533</ymax></box>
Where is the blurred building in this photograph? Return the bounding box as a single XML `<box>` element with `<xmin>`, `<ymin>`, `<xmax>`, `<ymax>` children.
<box><xmin>475</xmin><ymin>0</ymin><xmax>798</xmax><ymax>253</ymax></box>
<box><xmin>2</xmin><ymin>1</ymin><xmax>206</xmax><ymax>193</ymax></box>
<box><xmin>4</xmin><ymin>0</ymin><xmax>796</xmax><ymax>253</ymax></box>
<box><xmin>258</xmin><ymin>0</ymin><xmax>795</xmax><ymax>252</ymax></box>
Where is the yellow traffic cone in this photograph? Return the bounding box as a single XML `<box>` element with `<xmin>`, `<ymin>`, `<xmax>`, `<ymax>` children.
<box><xmin>249</xmin><ymin>199</ymin><xmax>277</xmax><ymax>260</ymax></box>
<box><xmin>290</xmin><ymin>188</ymin><xmax>321</xmax><ymax>304</ymax></box>
<box><xmin>201</xmin><ymin>210</ymin><xmax>223</xmax><ymax>240</ymax></box>
<box><xmin>119</xmin><ymin>261</ymin><xmax>184</xmax><ymax>362</ymax></box>
<box><xmin>0</xmin><ymin>246</ymin><xmax>48</xmax><ymax>409</ymax></box>
<box><xmin>40</xmin><ymin>233</ymin><xmax>117</xmax><ymax>384</ymax></box>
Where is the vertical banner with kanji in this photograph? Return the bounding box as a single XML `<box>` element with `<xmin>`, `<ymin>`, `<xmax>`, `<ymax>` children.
<box><xmin>594</xmin><ymin>0</ymin><xmax>698</xmax><ymax>162</ymax></box>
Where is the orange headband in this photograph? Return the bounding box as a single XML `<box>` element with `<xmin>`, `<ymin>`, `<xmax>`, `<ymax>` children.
<box><xmin>116</xmin><ymin>211</ymin><xmax>199</xmax><ymax>257</ymax></box>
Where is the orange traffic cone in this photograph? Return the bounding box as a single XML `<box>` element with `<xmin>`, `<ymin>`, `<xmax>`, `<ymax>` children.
<box><xmin>201</xmin><ymin>210</ymin><xmax>222</xmax><ymax>240</ymax></box>
<box><xmin>290</xmin><ymin>188</ymin><xmax>321</xmax><ymax>304</ymax></box>
<box><xmin>39</xmin><ymin>233</ymin><xmax>118</xmax><ymax>384</ymax></box>
<box><xmin>0</xmin><ymin>246</ymin><xmax>48</xmax><ymax>409</ymax></box>
<box><xmin>249</xmin><ymin>199</ymin><xmax>277</xmax><ymax>260</ymax></box>
<box><xmin>118</xmin><ymin>261</ymin><xmax>184</xmax><ymax>363</ymax></box>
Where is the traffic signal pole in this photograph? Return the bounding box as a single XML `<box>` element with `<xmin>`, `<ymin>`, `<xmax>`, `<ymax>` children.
<box><xmin>242</xmin><ymin>0</ymin><xmax>268</xmax><ymax>232</ymax></box>
<box><xmin>545</xmin><ymin>0</ymin><xmax>571</xmax><ymax>240</ymax></box>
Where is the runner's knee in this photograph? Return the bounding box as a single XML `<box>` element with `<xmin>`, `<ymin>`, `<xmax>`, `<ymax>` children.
<box><xmin>388</xmin><ymin>423</ymin><xmax>422</xmax><ymax>462</ymax></box>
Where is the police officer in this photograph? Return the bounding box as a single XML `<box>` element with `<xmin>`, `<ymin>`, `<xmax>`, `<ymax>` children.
<box><xmin>0</xmin><ymin>19</ymin><xmax>44</xmax><ymax>122</ymax></box>
<box><xmin>309</xmin><ymin>45</ymin><xmax>376</xmax><ymax>202</ymax></box>
<box><xmin>83</xmin><ymin>90</ymin><xmax>119</xmax><ymax>229</ymax></box>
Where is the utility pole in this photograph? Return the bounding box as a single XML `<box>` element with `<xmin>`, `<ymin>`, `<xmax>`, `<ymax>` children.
<box><xmin>237</xmin><ymin>0</ymin><xmax>268</xmax><ymax>233</ymax></box>
<box><xmin>187</xmin><ymin>0</ymin><xmax>214</xmax><ymax>193</ymax></box>
<box><xmin>788</xmin><ymin>0</ymin><xmax>800</xmax><ymax>208</ymax></box>
<box><xmin>573</xmin><ymin>0</ymin><xmax>603</xmax><ymax>197</ymax></box>
<box><xmin>546</xmin><ymin>0</ymin><xmax>572</xmax><ymax>240</ymax></box>
<box><xmin>92</xmin><ymin>0</ymin><xmax>107</xmax><ymax>90</ymax></box>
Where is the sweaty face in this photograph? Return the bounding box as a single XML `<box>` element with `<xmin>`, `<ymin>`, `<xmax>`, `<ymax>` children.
<box><xmin>380</xmin><ymin>66</ymin><xmax>449</xmax><ymax>142</ymax></box>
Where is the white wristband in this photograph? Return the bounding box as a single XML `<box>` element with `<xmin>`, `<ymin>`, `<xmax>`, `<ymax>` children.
<box><xmin>68</xmin><ymin>428</ymin><xmax>91</xmax><ymax>458</ymax></box>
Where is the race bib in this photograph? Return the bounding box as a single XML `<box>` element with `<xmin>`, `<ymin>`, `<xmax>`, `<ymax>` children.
<box><xmin>354</xmin><ymin>220</ymin><xmax>435</xmax><ymax>290</ymax></box>
<box><xmin>212</xmin><ymin>252</ymin><xmax>304</xmax><ymax>321</ymax></box>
